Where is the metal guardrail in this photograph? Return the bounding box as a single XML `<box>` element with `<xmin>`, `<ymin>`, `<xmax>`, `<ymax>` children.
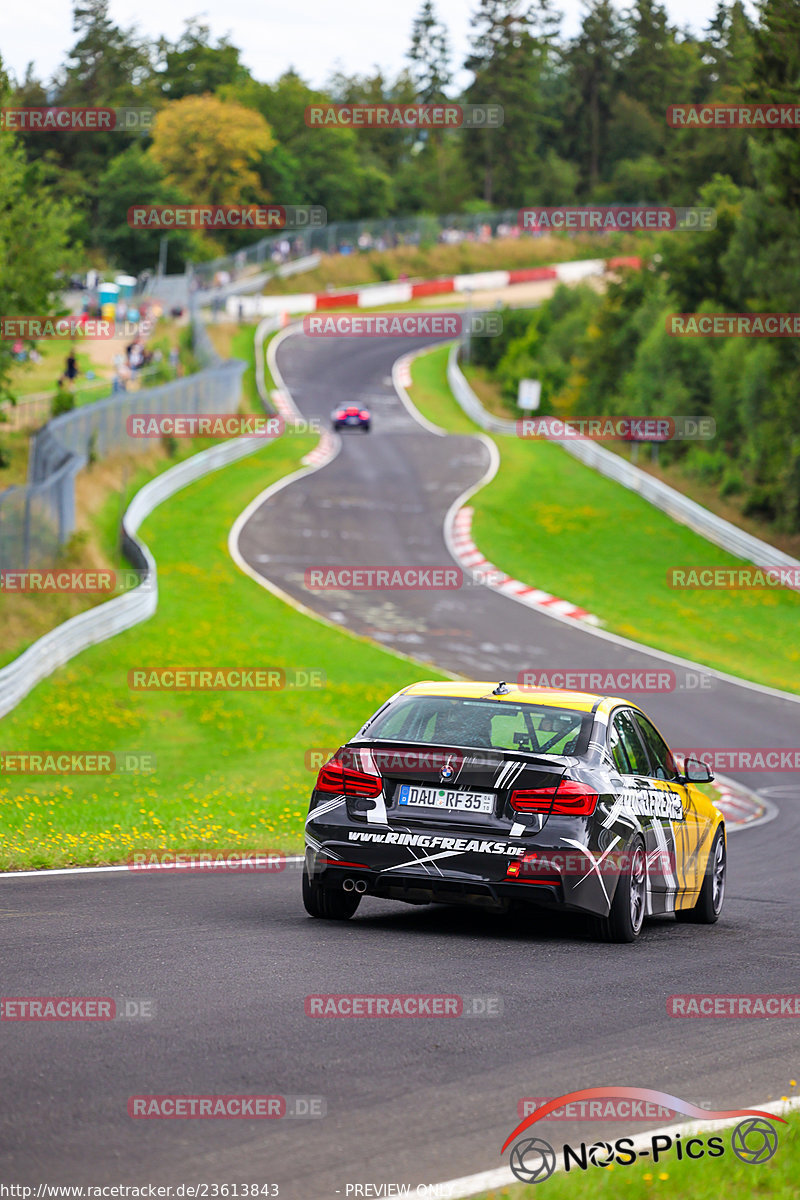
<box><xmin>447</xmin><ymin>343</ymin><xmax>800</xmax><ymax>587</ymax></box>
<box><xmin>0</xmin><ymin>434</ymin><xmax>270</xmax><ymax>719</ymax></box>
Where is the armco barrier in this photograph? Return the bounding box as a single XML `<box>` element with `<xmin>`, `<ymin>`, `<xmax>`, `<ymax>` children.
<box><xmin>0</xmin><ymin>434</ymin><xmax>271</xmax><ymax>720</ymax></box>
<box><xmin>446</xmin><ymin>343</ymin><xmax>800</xmax><ymax>589</ymax></box>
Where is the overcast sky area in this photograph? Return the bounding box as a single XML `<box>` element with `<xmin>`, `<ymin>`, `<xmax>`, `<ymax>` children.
<box><xmin>3</xmin><ymin>0</ymin><xmax>750</xmax><ymax>90</ymax></box>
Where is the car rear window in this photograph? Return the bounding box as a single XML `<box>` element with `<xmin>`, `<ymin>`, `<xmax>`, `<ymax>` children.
<box><xmin>359</xmin><ymin>696</ymin><xmax>591</xmax><ymax>756</ymax></box>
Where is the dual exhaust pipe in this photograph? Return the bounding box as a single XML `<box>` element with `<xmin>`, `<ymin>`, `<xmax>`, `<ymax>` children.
<box><xmin>343</xmin><ymin>877</ymin><xmax>367</xmax><ymax>894</ymax></box>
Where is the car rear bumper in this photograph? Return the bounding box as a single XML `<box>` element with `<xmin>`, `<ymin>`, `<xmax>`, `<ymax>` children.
<box><xmin>305</xmin><ymin>832</ymin><xmax>619</xmax><ymax>917</ymax></box>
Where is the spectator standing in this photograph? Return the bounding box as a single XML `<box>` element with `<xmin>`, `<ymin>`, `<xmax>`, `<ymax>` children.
<box><xmin>63</xmin><ymin>348</ymin><xmax>79</xmax><ymax>390</ymax></box>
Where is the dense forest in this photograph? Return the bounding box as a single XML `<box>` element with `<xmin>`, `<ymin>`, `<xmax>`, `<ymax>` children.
<box><xmin>1</xmin><ymin>0</ymin><xmax>798</xmax><ymax>530</ymax></box>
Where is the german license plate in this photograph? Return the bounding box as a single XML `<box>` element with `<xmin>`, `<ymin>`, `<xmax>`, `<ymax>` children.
<box><xmin>397</xmin><ymin>784</ymin><xmax>494</xmax><ymax>814</ymax></box>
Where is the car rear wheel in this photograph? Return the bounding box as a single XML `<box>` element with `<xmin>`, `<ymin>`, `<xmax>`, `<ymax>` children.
<box><xmin>590</xmin><ymin>836</ymin><xmax>646</xmax><ymax>944</ymax></box>
<box><xmin>302</xmin><ymin>864</ymin><xmax>361</xmax><ymax>920</ymax></box>
<box><xmin>675</xmin><ymin>827</ymin><xmax>725</xmax><ymax>924</ymax></box>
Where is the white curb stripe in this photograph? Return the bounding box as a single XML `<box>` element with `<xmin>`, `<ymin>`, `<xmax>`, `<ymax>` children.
<box><xmin>449</xmin><ymin>507</ymin><xmax>599</xmax><ymax>624</ymax></box>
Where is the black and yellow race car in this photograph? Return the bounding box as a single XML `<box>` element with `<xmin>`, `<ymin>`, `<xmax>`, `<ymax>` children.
<box><xmin>302</xmin><ymin>682</ymin><xmax>726</xmax><ymax>942</ymax></box>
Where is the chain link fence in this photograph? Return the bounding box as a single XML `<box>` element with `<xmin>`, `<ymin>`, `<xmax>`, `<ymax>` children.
<box><xmin>189</xmin><ymin>208</ymin><xmax>522</xmax><ymax>290</ymax></box>
<box><xmin>0</xmin><ymin>303</ymin><xmax>245</xmax><ymax>570</ymax></box>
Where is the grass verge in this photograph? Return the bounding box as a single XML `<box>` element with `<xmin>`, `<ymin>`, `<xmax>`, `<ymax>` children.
<box><xmin>407</xmin><ymin>344</ymin><xmax>800</xmax><ymax>694</ymax></box>
<box><xmin>0</xmin><ymin>429</ymin><xmax>446</xmax><ymax>870</ymax></box>
<box><xmin>262</xmin><ymin>233</ymin><xmax>647</xmax><ymax>296</ymax></box>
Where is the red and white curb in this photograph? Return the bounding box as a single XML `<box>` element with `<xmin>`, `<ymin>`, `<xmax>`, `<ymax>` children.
<box><xmin>270</xmin><ymin>388</ymin><xmax>301</xmax><ymax>423</ymax></box>
<box><xmin>302</xmin><ymin>430</ymin><xmax>338</xmax><ymax>468</ymax></box>
<box><xmin>231</xmin><ymin>256</ymin><xmax>644</xmax><ymax>319</ymax></box>
<box><xmin>451</xmin><ymin>506</ymin><xmax>601</xmax><ymax>626</ymax></box>
<box><xmin>395</xmin><ymin>359</ymin><xmax>413</xmax><ymax>388</ymax></box>
<box><xmin>713</xmin><ymin>774</ymin><xmax>768</xmax><ymax>828</ymax></box>
<box><xmin>270</xmin><ymin>388</ymin><xmax>338</xmax><ymax>468</ymax></box>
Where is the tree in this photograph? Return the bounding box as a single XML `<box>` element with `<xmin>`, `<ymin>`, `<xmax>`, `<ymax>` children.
<box><xmin>705</xmin><ymin>0</ymin><xmax>757</xmax><ymax>91</ymax></box>
<box><xmin>562</xmin><ymin>0</ymin><xmax>624</xmax><ymax>192</ymax></box>
<box><xmin>748</xmin><ymin>0</ymin><xmax>800</xmax><ymax>210</ymax></box>
<box><xmin>12</xmin><ymin>1</ymin><xmax>155</xmax><ymax>245</ymax></box>
<box><xmin>223</xmin><ymin>72</ymin><xmax>395</xmax><ymax>218</ymax></box>
<box><xmin>154</xmin><ymin>19</ymin><xmax>251</xmax><ymax>100</ymax></box>
<box><xmin>148</xmin><ymin>95</ymin><xmax>275</xmax><ymax>207</ymax></box>
<box><xmin>463</xmin><ymin>0</ymin><xmax>563</xmax><ymax>205</ymax></box>
<box><xmin>59</xmin><ymin>0</ymin><xmax>152</xmax><ymax>107</ymax></box>
<box><xmin>95</xmin><ymin>146</ymin><xmax>204</xmax><ymax>274</ymax></box>
<box><xmin>407</xmin><ymin>1</ymin><xmax>456</xmax><ymax>208</ymax></box>
<box><xmin>656</xmin><ymin>174</ymin><xmax>742</xmax><ymax>310</ymax></box>
<box><xmin>0</xmin><ymin>70</ymin><xmax>77</xmax><ymax>403</ymax></box>
<box><xmin>408</xmin><ymin>0</ymin><xmax>453</xmax><ymax>102</ymax></box>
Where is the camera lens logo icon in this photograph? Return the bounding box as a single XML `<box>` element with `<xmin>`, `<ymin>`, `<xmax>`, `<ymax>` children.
<box><xmin>509</xmin><ymin>1137</ymin><xmax>557</xmax><ymax>1184</ymax></box>
<box><xmin>588</xmin><ymin>1141</ymin><xmax>614</xmax><ymax>1167</ymax></box>
<box><xmin>730</xmin><ymin>1118</ymin><xmax>779</xmax><ymax>1165</ymax></box>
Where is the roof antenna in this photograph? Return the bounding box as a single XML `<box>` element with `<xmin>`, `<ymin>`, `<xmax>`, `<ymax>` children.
<box><xmin>492</xmin><ymin>681</ymin><xmax>510</xmax><ymax>695</ymax></box>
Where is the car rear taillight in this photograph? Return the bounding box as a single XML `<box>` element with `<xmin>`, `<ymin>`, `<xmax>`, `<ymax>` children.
<box><xmin>509</xmin><ymin>779</ymin><xmax>598</xmax><ymax>816</ymax></box>
<box><xmin>315</xmin><ymin>762</ymin><xmax>383</xmax><ymax>798</ymax></box>
<box><xmin>359</xmin><ymin>411</ymin><xmax>369</xmax><ymax>419</ymax></box>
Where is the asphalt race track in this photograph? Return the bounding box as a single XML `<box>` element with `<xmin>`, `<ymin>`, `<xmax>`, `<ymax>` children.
<box><xmin>2</xmin><ymin>329</ymin><xmax>799</xmax><ymax>1197</ymax></box>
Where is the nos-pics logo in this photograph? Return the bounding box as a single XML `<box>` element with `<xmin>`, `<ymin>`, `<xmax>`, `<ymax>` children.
<box><xmin>503</xmin><ymin>1088</ymin><xmax>783</xmax><ymax>1184</ymax></box>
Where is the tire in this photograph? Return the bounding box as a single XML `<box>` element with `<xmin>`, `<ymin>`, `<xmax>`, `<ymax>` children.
<box><xmin>363</xmin><ymin>423</ymin><xmax>370</xmax><ymax>433</ymax></box>
<box><xmin>590</xmin><ymin>836</ymin><xmax>647</xmax><ymax>943</ymax></box>
<box><xmin>675</xmin><ymin>827</ymin><xmax>725</xmax><ymax>924</ymax></box>
<box><xmin>302</xmin><ymin>864</ymin><xmax>361</xmax><ymax>920</ymax></box>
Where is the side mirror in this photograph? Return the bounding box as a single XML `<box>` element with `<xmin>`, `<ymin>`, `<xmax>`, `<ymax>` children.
<box><xmin>681</xmin><ymin>755</ymin><xmax>714</xmax><ymax>783</ymax></box>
